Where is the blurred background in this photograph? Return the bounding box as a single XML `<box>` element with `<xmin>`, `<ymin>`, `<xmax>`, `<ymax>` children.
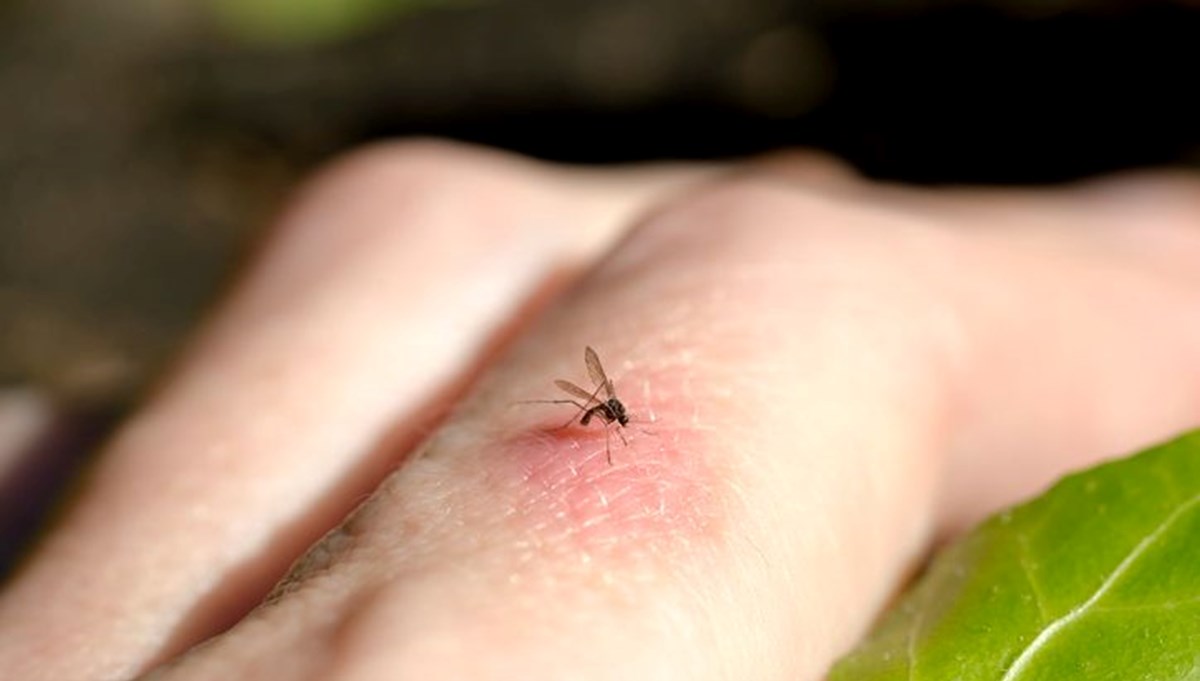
<box><xmin>1</xmin><ymin>0</ymin><xmax>1198</xmax><ymax>569</ymax></box>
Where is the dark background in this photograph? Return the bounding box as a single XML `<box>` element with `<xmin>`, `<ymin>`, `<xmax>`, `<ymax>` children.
<box><xmin>1</xmin><ymin>0</ymin><xmax>1198</xmax><ymax>567</ymax></box>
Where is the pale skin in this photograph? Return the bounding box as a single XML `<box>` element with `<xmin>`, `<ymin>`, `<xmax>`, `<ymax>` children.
<box><xmin>1</xmin><ymin>139</ymin><xmax>1198</xmax><ymax>680</ymax></box>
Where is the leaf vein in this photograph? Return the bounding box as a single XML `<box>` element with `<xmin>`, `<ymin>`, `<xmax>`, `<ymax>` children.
<box><xmin>1093</xmin><ymin>594</ymin><xmax>1200</xmax><ymax>613</ymax></box>
<box><xmin>1014</xmin><ymin>530</ymin><xmax>1050</xmax><ymax>624</ymax></box>
<box><xmin>998</xmin><ymin>491</ymin><xmax>1200</xmax><ymax>681</ymax></box>
<box><xmin>906</xmin><ymin>606</ymin><xmax>924</xmax><ymax>681</ymax></box>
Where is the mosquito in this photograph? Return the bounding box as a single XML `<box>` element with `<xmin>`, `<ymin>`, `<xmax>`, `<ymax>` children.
<box><xmin>526</xmin><ymin>346</ymin><xmax>630</xmax><ymax>464</ymax></box>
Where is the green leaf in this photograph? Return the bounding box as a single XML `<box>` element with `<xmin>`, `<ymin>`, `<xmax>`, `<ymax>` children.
<box><xmin>829</xmin><ymin>429</ymin><xmax>1200</xmax><ymax>681</ymax></box>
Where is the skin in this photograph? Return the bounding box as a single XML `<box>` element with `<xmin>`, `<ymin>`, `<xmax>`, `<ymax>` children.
<box><xmin>0</xmin><ymin>140</ymin><xmax>1198</xmax><ymax>680</ymax></box>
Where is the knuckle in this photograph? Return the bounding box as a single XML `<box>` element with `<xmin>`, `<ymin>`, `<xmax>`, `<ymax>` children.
<box><xmin>278</xmin><ymin>138</ymin><xmax>539</xmax><ymax>249</ymax></box>
<box><xmin>614</xmin><ymin>174</ymin><xmax>964</xmax><ymax>349</ymax></box>
<box><xmin>631</xmin><ymin>175</ymin><xmax>883</xmax><ymax>269</ymax></box>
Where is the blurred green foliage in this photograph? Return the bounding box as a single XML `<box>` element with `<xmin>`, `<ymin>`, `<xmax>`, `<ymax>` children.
<box><xmin>207</xmin><ymin>0</ymin><xmax>459</xmax><ymax>46</ymax></box>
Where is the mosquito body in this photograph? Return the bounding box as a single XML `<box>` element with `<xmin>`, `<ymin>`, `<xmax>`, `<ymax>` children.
<box><xmin>528</xmin><ymin>346</ymin><xmax>630</xmax><ymax>464</ymax></box>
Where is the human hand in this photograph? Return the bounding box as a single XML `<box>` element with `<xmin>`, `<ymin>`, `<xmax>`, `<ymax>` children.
<box><xmin>1</xmin><ymin>140</ymin><xmax>1197</xmax><ymax>680</ymax></box>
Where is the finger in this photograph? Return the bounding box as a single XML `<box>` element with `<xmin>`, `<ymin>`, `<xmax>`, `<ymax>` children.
<box><xmin>855</xmin><ymin>170</ymin><xmax>1200</xmax><ymax>283</ymax></box>
<box><xmin>158</xmin><ymin>173</ymin><xmax>1200</xmax><ymax>681</ymax></box>
<box><xmin>153</xmin><ymin>179</ymin><xmax>961</xmax><ymax>680</ymax></box>
<box><xmin>0</xmin><ymin>387</ymin><xmax>54</xmax><ymax>493</ymax></box>
<box><xmin>0</xmin><ymin>387</ymin><xmax>56</xmax><ymax>570</ymax></box>
<box><xmin>914</xmin><ymin>175</ymin><xmax>1200</xmax><ymax>532</ymax></box>
<box><xmin>0</xmin><ymin>140</ymin><xmax>714</xmax><ymax>681</ymax></box>
<box><xmin>770</xmin><ymin>168</ymin><xmax>1200</xmax><ymax>531</ymax></box>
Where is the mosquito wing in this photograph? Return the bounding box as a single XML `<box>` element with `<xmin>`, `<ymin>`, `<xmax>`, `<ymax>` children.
<box><xmin>584</xmin><ymin>346</ymin><xmax>615</xmax><ymax>399</ymax></box>
<box><xmin>554</xmin><ymin>379</ymin><xmax>601</xmax><ymax>405</ymax></box>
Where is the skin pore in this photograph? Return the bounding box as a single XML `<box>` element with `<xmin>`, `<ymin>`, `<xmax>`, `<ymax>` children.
<box><xmin>1</xmin><ymin>141</ymin><xmax>1199</xmax><ymax>681</ymax></box>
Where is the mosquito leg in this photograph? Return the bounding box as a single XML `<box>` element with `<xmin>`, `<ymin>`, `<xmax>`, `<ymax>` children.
<box><xmin>518</xmin><ymin>398</ymin><xmax>588</xmax><ymax>407</ymax></box>
<box><xmin>546</xmin><ymin>400</ymin><xmax>593</xmax><ymax>429</ymax></box>
<box><xmin>568</xmin><ymin>381</ymin><xmax>610</xmax><ymax>429</ymax></box>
